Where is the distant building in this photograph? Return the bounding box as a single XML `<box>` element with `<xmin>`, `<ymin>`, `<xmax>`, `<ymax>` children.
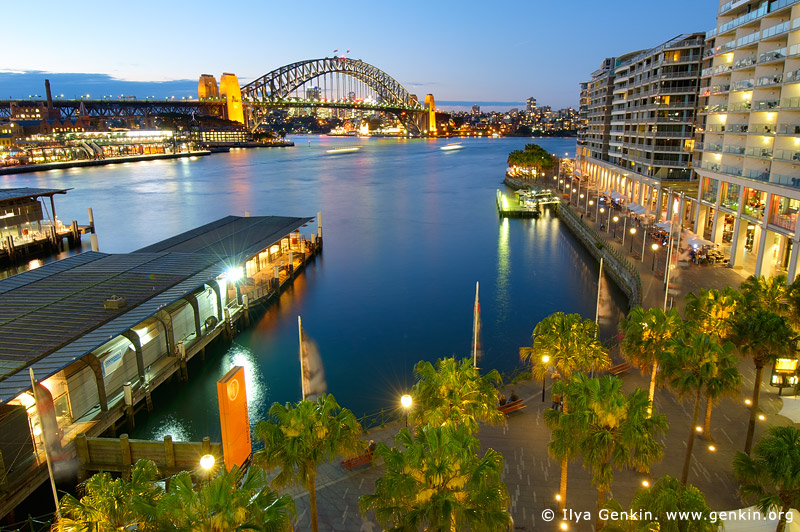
<box><xmin>526</xmin><ymin>97</ymin><xmax>537</xmax><ymax>113</ymax></box>
<box><xmin>198</xmin><ymin>75</ymin><xmax>219</xmax><ymax>100</ymax></box>
<box><xmin>306</xmin><ymin>86</ymin><xmax>322</xmax><ymax>100</ymax></box>
<box><xmin>471</xmin><ymin>104</ymin><xmax>481</xmax><ymax>115</ymax></box>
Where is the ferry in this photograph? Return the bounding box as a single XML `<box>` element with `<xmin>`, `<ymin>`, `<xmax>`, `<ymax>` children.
<box><xmin>326</xmin><ymin>147</ymin><xmax>361</xmax><ymax>154</ymax></box>
<box><xmin>440</xmin><ymin>143</ymin><xmax>464</xmax><ymax>151</ymax></box>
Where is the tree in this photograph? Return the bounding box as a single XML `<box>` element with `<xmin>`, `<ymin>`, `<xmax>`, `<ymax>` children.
<box><xmin>662</xmin><ymin>331</ymin><xmax>736</xmax><ymax>484</ymax></box>
<box><xmin>684</xmin><ymin>287</ymin><xmax>741</xmax><ymax>437</ymax></box>
<box><xmin>602</xmin><ymin>475</ymin><xmax>717</xmax><ymax>532</ymax></box>
<box><xmin>53</xmin><ymin>459</ymin><xmax>162</xmax><ymax>532</ymax></box>
<box><xmin>733</xmin><ymin>426</ymin><xmax>800</xmax><ymax>532</ymax></box>
<box><xmin>619</xmin><ymin>306</ymin><xmax>683</xmax><ymax>413</ymax></box>
<box><xmin>731</xmin><ymin>309</ymin><xmax>796</xmax><ymax>454</ymax></box>
<box><xmin>739</xmin><ymin>274</ymin><xmax>789</xmax><ymax>316</ymax></box>
<box><xmin>359</xmin><ymin>424</ymin><xmax>510</xmax><ymax>532</ymax></box>
<box><xmin>409</xmin><ymin>357</ymin><xmax>504</xmax><ymax>434</ymax></box>
<box><xmin>549</xmin><ymin>375</ymin><xmax>667</xmax><ymax>530</ymax></box>
<box><xmin>253</xmin><ymin>394</ymin><xmax>362</xmax><ymax>532</ymax></box>
<box><xmin>520</xmin><ymin>312</ymin><xmax>611</xmax><ymax>511</ymax></box>
<box><xmin>153</xmin><ymin>466</ymin><xmax>295</xmax><ymax>532</ymax></box>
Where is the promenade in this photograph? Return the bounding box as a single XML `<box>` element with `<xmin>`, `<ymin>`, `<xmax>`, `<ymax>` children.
<box><xmin>278</xmin><ymin>179</ymin><xmax>796</xmax><ymax>531</ymax></box>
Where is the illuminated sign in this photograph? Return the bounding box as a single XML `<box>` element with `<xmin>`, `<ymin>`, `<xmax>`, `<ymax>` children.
<box><xmin>217</xmin><ymin>366</ymin><xmax>251</xmax><ymax>471</ymax></box>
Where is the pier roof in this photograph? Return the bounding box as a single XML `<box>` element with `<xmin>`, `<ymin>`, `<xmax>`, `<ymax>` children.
<box><xmin>0</xmin><ymin>188</ymin><xmax>70</xmax><ymax>204</ymax></box>
<box><xmin>0</xmin><ymin>214</ymin><xmax>314</xmax><ymax>405</ymax></box>
<box><xmin>134</xmin><ymin>215</ymin><xmax>313</xmax><ymax>263</ymax></box>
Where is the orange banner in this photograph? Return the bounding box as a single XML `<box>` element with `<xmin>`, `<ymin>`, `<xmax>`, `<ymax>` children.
<box><xmin>217</xmin><ymin>366</ymin><xmax>251</xmax><ymax>471</ymax></box>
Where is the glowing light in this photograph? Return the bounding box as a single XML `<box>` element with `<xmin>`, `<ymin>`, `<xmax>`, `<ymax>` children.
<box><xmin>652</xmin><ymin>243</ymin><xmax>659</xmax><ymax>251</ymax></box>
<box><xmin>200</xmin><ymin>454</ymin><xmax>215</xmax><ymax>470</ymax></box>
<box><xmin>560</xmin><ymin>522</ymin><xmax>569</xmax><ymax>531</ymax></box>
<box><xmin>696</xmin><ymin>426</ymin><xmax>703</xmax><ymax>432</ymax></box>
<box><xmin>555</xmin><ymin>494</ymin><xmax>561</xmax><ymax>501</ymax></box>
<box><xmin>758</xmin><ymin>414</ymin><xmax>766</xmax><ymax>420</ymax></box>
<box><xmin>708</xmin><ymin>445</ymin><xmax>716</xmax><ymax>452</ymax></box>
<box><xmin>224</xmin><ymin>267</ymin><xmax>243</xmax><ymax>282</ymax></box>
<box><xmin>401</xmin><ymin>394</ymin><xmax>412</xmax><ymax>409</ymax></box>
<box><xmin>642</xmin><ymin>480</ymin><xmax>650</xmax><ymax>487</ymax></box>
<box><xmin>17</xmin><ymin>392</ymin><xmax>35</xmax><ymax>408</ymax></box>
<box><xmin>542</xmin><ymin>355</ymin><xmax>550</xmax><ymax>364</ymax></box>
<box><xmin>745</xmin><ymin>398</ymin><xmax>752</xmax><ymax>405</ymax></box>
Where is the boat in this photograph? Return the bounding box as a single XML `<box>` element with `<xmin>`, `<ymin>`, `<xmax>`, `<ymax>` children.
<box><xmin>326</xmin><ymin>147</ymin><xmax>361</xmax><ymax>154</ymax></box>
<box><xmin>440</xmin><ymin>143</ymin><xmax>464</xmax><ymax>151</ymax></box>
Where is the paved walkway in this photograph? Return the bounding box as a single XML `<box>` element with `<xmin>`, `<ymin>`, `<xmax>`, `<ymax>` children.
<box><xmin>280</xmin><ymin>182</ymin><xmax>795</xmax><ymax>531</ymax></box>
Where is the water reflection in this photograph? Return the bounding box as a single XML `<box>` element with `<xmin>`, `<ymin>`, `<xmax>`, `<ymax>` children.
<box><xmin>149</xmin><ymin>414</ymin><xmax>194</xmax><ymax>442</ymax></box>
<box><xmin>496</xmin><ymin>217</ymin><xmax>511</xmax><ymax>324</ymax></box>
<box><xmin>223</xmin><ymin>344</ymin><xmax>268</xmax><ymax>428</ymax></box>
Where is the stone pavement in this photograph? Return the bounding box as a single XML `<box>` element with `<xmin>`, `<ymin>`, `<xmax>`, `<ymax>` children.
<box><xmin>281</xmin><ymin>184</ymin><xmax>795</xmax><ymax>531</ymax></box>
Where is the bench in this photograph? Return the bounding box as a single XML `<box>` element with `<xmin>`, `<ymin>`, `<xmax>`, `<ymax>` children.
<box><xmin>608</xmin><ymin>361</ymin><xmax>633</xmax><ymax>376</ymax></box>
<box><xmin>340</xmin><ymin>450</ymin><xmax>374</xmax><ymax>471</ymax></box>
<box><xmin>498</xmin><ymin>399</ymin><xmax>526</xmax><ymax>415</ymax></box>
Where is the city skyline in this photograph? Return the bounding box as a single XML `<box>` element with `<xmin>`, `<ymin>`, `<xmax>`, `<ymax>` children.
<box><xmin>7</xmin><ymin>0</ymin><xmax>719</xmax><ymax>109</ymax></box>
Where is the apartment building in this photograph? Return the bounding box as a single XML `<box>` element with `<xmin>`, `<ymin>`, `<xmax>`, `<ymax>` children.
<box><xmin>695</xmin><ymin>0</ymin><xmax>800</xmax><ymax>279</ymax></box>
<box><xmin>577</xmin><ymin>34</ymin><xmax>705</xmax><ymax>232</ymax></box>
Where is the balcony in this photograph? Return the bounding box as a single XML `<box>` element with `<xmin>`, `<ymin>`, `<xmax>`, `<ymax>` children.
<box><xmin>761</xmin><ymin>19</ymin><xmax>793</xmax><ymax>40</ymax></box>
<box><xmin>699</xmin><ymin>142</ymin><xmax>723</xmax><ymax>152</ymax></box>
<box><xmin>709</xmin><ymin>104</ymin><xmax>729</xmax><ymax>113</ymax></box>
<box><xmin>706</xmin><ymin>125</ymin><xmax>726</xmax><ymax>133</ymax></box>
<box><xmin>737</xmin><ymin>32</ymin><xmax>761</xmax><ymax>48</ymax></box>
<box><xmin>751</xmin><ymin>99</ymin><xmax>780</xmax><ymax>110</ymax></box>
<box><xmin>772</xmin><ymin>172</ymin><xmax>800</xmax><ymax>190</ymax></box>
<box><xmin>755</xmin><ymin>74</ymin><xmax>783</xmax><ymax>88</ymax></box>
<box><xmin>777</xmin><ymin>123</ymin><xmax>800</xmax><ymax>134</ymax></box>
<box><xmin>773</xmin><ymin>148</ymin><xmax>800</xmax><ymax>162</ymax></box>
<box><xmin>728</xmin><ymin>101</ymin><xmax>751</xmax><ymax>112</ymax></box>
<box><xmin>749</xmin><ymin>123</ymin><xmax>777</xmax><ymax>135</ymax></box>
<box><xmin>759</xmin><ymin>48</ymin><xmax>787</xmax><ymax>63</ymax></box>
<box><xmin>734</xmin><ymin>57</ymin><xmax>757</xmax><ymax>69</ymax></box>
<box><xmin>731</xmin><ymin>79</ymin><xmax>755</xmax><ymax>91</ymax></box>
<box><xmin>724</xmin><ymin>145</ymin><xmax>746</xmax><ymax>155</ymax></box>
<box><xmin>784</xmin><ymin>69</ymin><xmax>800</xmax><ymax>83</ymax></box>
<box><xmin>726</xmin><ymin>124</ymin><xmax>749</xmax><ymax>133</ymax></box>
<box><xmin>746</xmin><ymin>146</ymin><xmax>774</xmax><ymax>158</ymax></box>
<box><xmin>781</xmin><ymin>96</ymin><xmax>800</xmax><ymax>109</ymax></box>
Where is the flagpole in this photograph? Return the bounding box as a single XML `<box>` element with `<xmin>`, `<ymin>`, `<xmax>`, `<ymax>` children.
<box><xmin>595</xmin><ymin>257</ymin><xmax>603</xmax><ymax>330</ymax></box>
<box><xmin>298</xmin><ymin>316</ymin><xmax>305</xmax><ymax>401</ymax></box>
<box><xmin>473</xmin><ymin>282</ymin><xmax>479</xmax><ymax>368</ymax></box>
<box><xmin>29</xmin><ymin>368</ymin><xmax>61</xmax><ymax>519</ymax></box>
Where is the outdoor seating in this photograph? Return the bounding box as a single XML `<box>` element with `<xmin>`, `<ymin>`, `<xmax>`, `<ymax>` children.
<box><xmin>498</xmin><ymin>399</ymin><xmax>526</xmax><ymax>415</ymax></box>
<box><xmin>608</xmin><ymin>361</ymin><xmax>633</xmax><ymax>376</ymax></box>
<box><xmin>341</xmin><ymin>450</ymin><xmax>375</xmax><ymax>471</ymax></box>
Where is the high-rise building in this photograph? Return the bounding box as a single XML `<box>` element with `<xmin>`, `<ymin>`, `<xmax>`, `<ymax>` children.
<box><xmin>472</xmin><ymin>104</ymin><xmax>481</xmax><ymax>115</ymax></box>
<box><xmin>693</xmin><ymin>0</ymin><xmax>800</xmax><ymax>278</ymax></box>
<box><xmin>306</xmin><ymin>86</ymin><xmax>322</xmax><ymax>100</ymax></box>
<box><xmin>526</xmin><ymin>97</ymin><xmax>537</xmax><ymax>113</ymax></box>
<box><xmin>577</xmin><ymin>33</ymin><xmax>704</xmax><ymax>236</ymax></box>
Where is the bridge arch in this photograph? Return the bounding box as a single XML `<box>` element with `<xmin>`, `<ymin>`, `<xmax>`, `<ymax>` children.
<box><xmin>240</xmin><ymin>57</ymin><xmax>422</xmax><ymax>109</ymax></box>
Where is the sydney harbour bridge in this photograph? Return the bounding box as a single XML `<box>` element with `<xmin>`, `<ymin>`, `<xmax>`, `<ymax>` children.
<box><xmin>0</xmin><ymin>58</ymin><xmax>437</xmax><ymax>135</ymax></box>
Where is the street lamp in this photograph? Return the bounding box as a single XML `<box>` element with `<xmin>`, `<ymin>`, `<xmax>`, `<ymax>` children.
<box><xmin>612</xmin><ymin>216</ymin><xmax>619</xmax><ymax>238</ymax></box>
<box><xmin>401</xmin><ymin>394</ymin><xmax>412</xmax><ymax>427</ymax></box>
<box><xmin>200</xmin><ymin>454</ymin><xmax>215</xmax><ymax>483</ymax></box>
<box><xmin>629</xmin><ymin>227</ymin><xmax>636</xmax><ymax>252</ymax></box>
<box><xmin>651</xmin><ymin>243</ymin><xmax>660</xmax><ymax>270</ymax></box>
<box><xmin>541</xmin><ymin>355</ymin><xmax>550</xmax><ymax>402</ymax></box>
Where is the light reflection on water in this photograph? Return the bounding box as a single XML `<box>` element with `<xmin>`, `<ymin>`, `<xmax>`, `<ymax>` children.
<box><xmin>149</xmin><ymin>415</ymin><xmax>194</xmax><ymax>442</ymax></box>
<box><xmin>495</xmin><ymin>217</ymin><xmax>511</xmax><ymax>324</ymax></box>
<box><xmin>223</xmin><ymin>343</ymin><xmax>268</xmax><ymax>428</ymax></box>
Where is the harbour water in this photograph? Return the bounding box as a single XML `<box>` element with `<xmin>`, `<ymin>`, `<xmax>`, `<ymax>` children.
<box><xmin>3</xmin><ymin>136</ymin><xmax>627</xmax><ymax>441</ymax></box>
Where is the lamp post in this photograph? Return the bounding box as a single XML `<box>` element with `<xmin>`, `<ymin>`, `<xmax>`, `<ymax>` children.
<box><xmin>651</xmin><ymin>243</ymin><xmax>659</xmax><ymax>270</ymax></box>
<box><xmin>629</xmin><ymin>227</ymin><xmax>637</xmax><ymax>252</ymax></box>
<box><xmin>401</xmin><ymin>394</ymin><xmax>412</xmax><ymax>427</ymax></box>
<box><xmin>612</xmin><ymin>215</ymin><xmax>619</xmax><ymax>238</ymax></box>
<box><xmin>622</xmin><ymin>216</ymin><xmax>629</xmax><ymax>245</ymax></box>
<box><xmin>200</xmin><ymin>454</ymin><xmax>215</xmax><ymax>483</ymax></box>
<box><xmin>541</xmin><ymin>355</ymin><xmax>550</xmax><ymax>402</ymax></box>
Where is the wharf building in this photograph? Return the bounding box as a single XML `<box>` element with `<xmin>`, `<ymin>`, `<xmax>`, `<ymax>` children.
<box><xmin>0</xmin><ymin>214</ymin><xmax>320</xmax><ymax>518</ymax></box>
<box><xmin>694</xmin><ymin>0</ymin><xmax>800</xmax><ymax>279</ymax></box>
<box><xmin>576</xmin><ymin>34</ymin><xmax>705</xmax><ymax>244</ymax></box>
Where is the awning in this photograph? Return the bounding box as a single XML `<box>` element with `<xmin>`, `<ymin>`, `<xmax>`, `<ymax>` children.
<box><xmin>611</xmin><ymin>191</ymin><xmax>626</xmax><ymax>202</ymax></box>
<box><xmin>627</xmin><ymin>202</ymin><xmax>645</xmax><ymax>215</ymax></box>
<box><xmin>683</xmin><ymin>230</ymin><xmax>715</xmax><ymax>248</ymax></box>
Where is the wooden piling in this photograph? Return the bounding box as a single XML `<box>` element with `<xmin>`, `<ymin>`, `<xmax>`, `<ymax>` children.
<box><xmin>120</xmin><ymin>434</ymin><xmax>132</xmax><ymax>480</ymax></box>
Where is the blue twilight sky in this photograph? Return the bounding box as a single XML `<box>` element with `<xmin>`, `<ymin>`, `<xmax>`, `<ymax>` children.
<box><xmin>3</xmin><ymin>0</ymin><xmax>719</xmax><ymax>110</ymax></box>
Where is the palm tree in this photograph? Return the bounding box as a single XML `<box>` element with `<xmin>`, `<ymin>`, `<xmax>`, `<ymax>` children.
<box><xmin>550</xmin><ymin>375</ymin><xmax>667</xmax><ymax>530</ymax></box>
<box><xmin>409</xmin><ymin>357</ymin><xmax>504</xmax><ymax>434</ymax></box>
<box><xmin>684</xmin><ymin>287</ymin><xmax>741</xmax><ymax>437</ymax></box>
<box><xmin>662</xmin><ymin>331</ymin><xmax>735</xmax><ymax>484</ymax></box>
<box><xmin>359</xmin><ymin>424</ymin><xmax>510</xmax><ymax>532</ymax></box>
<box><xmin>602</xmin><ymin>475</ymin><xmax>717</xmax><ymax>532</ymax></box>
<box><xmin>253</xmin><ymin>394</ymin><xmax>362</xmax><ymax>532</ymax></box>
<box><xmin>619</xmin><ymin>306</ymin><xmax>683</xmax><ymax>412</ymax></box>
<box><xmin>739</xmin><ymin>274</ymin><xmax>789</xmax><ymax>315</ymax></box>
<box><xmin>733</xmin><ymin>426</ymin><xmax>800</xmax><ymax>532</ymax></box>
<box><xmin>731</xmin><ymin>309</ymin><xmax>796</xmax><ymax>454</ymax></box>
<box><xmin>53</xmin><ymin>459</ymin><xmax>163</xmax><ymax>532</ymax></box>
<box><xmin>520</xmin><ymin>311</ymin><xmax>611</xmax><ymax>512</ymax></box>
<box><xmin>154</xmin><ymin>466</ymin><xmax>295</xmax><ymax>532</ymax></box>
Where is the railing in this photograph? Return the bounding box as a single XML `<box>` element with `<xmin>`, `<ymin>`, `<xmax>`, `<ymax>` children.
<box><xmin>729</xmin><ymin>101</ymin><xmax>751</xmax><ymax>112</ymax></box>
<box><xmin>761</xmin><ymin>48</ymin><xmax>787</xmax><ymax>63</ymax></box>
<box><xmin>737</xmin><ymin>32</ymin><xmax>761</xmax><ymax>48</ymax></box>
<box><xmin>652</xmin><ymin>130</ymin><xmax>694</xmax><ymax>137</ymax></box>
<box><xmin>660</xmin><ymin>70</ymin><xmax>700</xmax><ymax>79</ymax></box>
<box><xmin>784</xmin><ymin>69</ymin><xmax>800</xmax><ymax>83</ymax></box>
<box><xmin>749</xmin><ymin>123</ymin><xmax>777</xmax><ymax>134</ymax></box>
<box><xmin>746</xmin><ymin>146</ymin><xmax>774</xmax><ymax>158</ymax></box>
<box><xmin>731</xmin><ymin>79</ymin><xmax>755</xmax><ymax>91</ymax></box>
<box><xmin>726</xmin><ymin>124</ymin><xmax>749</xmax><ymax>133</ymax></box>
<box><xmin>773</xmin><ymin>148</ymin><xmax>800</xmax><ymax>161</ymax></box>
<box><xmin>662</xmin><ymin>54</ymin><xmax>702</xmax><ymax>64</ymax></box>
<box><xmin>709</xmin><ymin>104</ymin><xmax>729</xmax><ymax>112</ymax></box>
<box><xmin>702</xmin><ymin>67</ymin><xmax>714</xmax><ymax>77</ymax></box>
<box><xmin>734</xmin><ymin>56</ymin><xmax>757</xmax><ymax>69</ymax></box>
<box><xmin>715</xmin><ymin>4</ymin><xmax>767</xmax><ymax>36</ymax></box>
<box><xmin>743</xmin><ymin>168</ymin><xmax>771</xmax><ymax>183</ymax></box>
<box><xmin>707</xmin><ymin>125</ymin><xmax>726</xmax><ymax>133</ymax></box>
<box><xmin>772</xmin><ymin>172</ymin><xmax>800</xmax><ymax>190</ymax></box>
<box><xmin>724</xmin><ymin>145</ymin><xmax>746</xmax><ymax>155</ymax></box>
<box><xmin>777</xmin><ymin>123</ymin><xmax>800</xmax><ymax>134</ymax></box>
<box><xmin>710</xmin><ymin>84</ymin><xmax>731</xmax><ymax>93</ymax></box>
<box><xmin>752</xmin><ymin>99</ymin><xmax>780</xmax><ymax>110</ymax></box>
<box><xmin>782</xmin><ymin>96</ymin><xmax>800</xmax><ymax>109</ymax></box>
<box><xmin>761</xmin><ymin>19</ymin><xmax>794</xmax><ymax>40</ymax></box>
<box><xmin>756</xmin><ymin>74</ymin><xmax>783</xmax><ymax>87</ymax></box>
<box><xmin>698</xmin><ymin>142</ymin><xmax>723</xmax><ymax>152</ymax></box>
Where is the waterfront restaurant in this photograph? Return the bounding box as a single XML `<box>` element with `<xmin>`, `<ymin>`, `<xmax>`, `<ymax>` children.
<box><xmin>0</xmin><ymin>214</ymin><xmax>316</xmax><ymax>518</ymax></box>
